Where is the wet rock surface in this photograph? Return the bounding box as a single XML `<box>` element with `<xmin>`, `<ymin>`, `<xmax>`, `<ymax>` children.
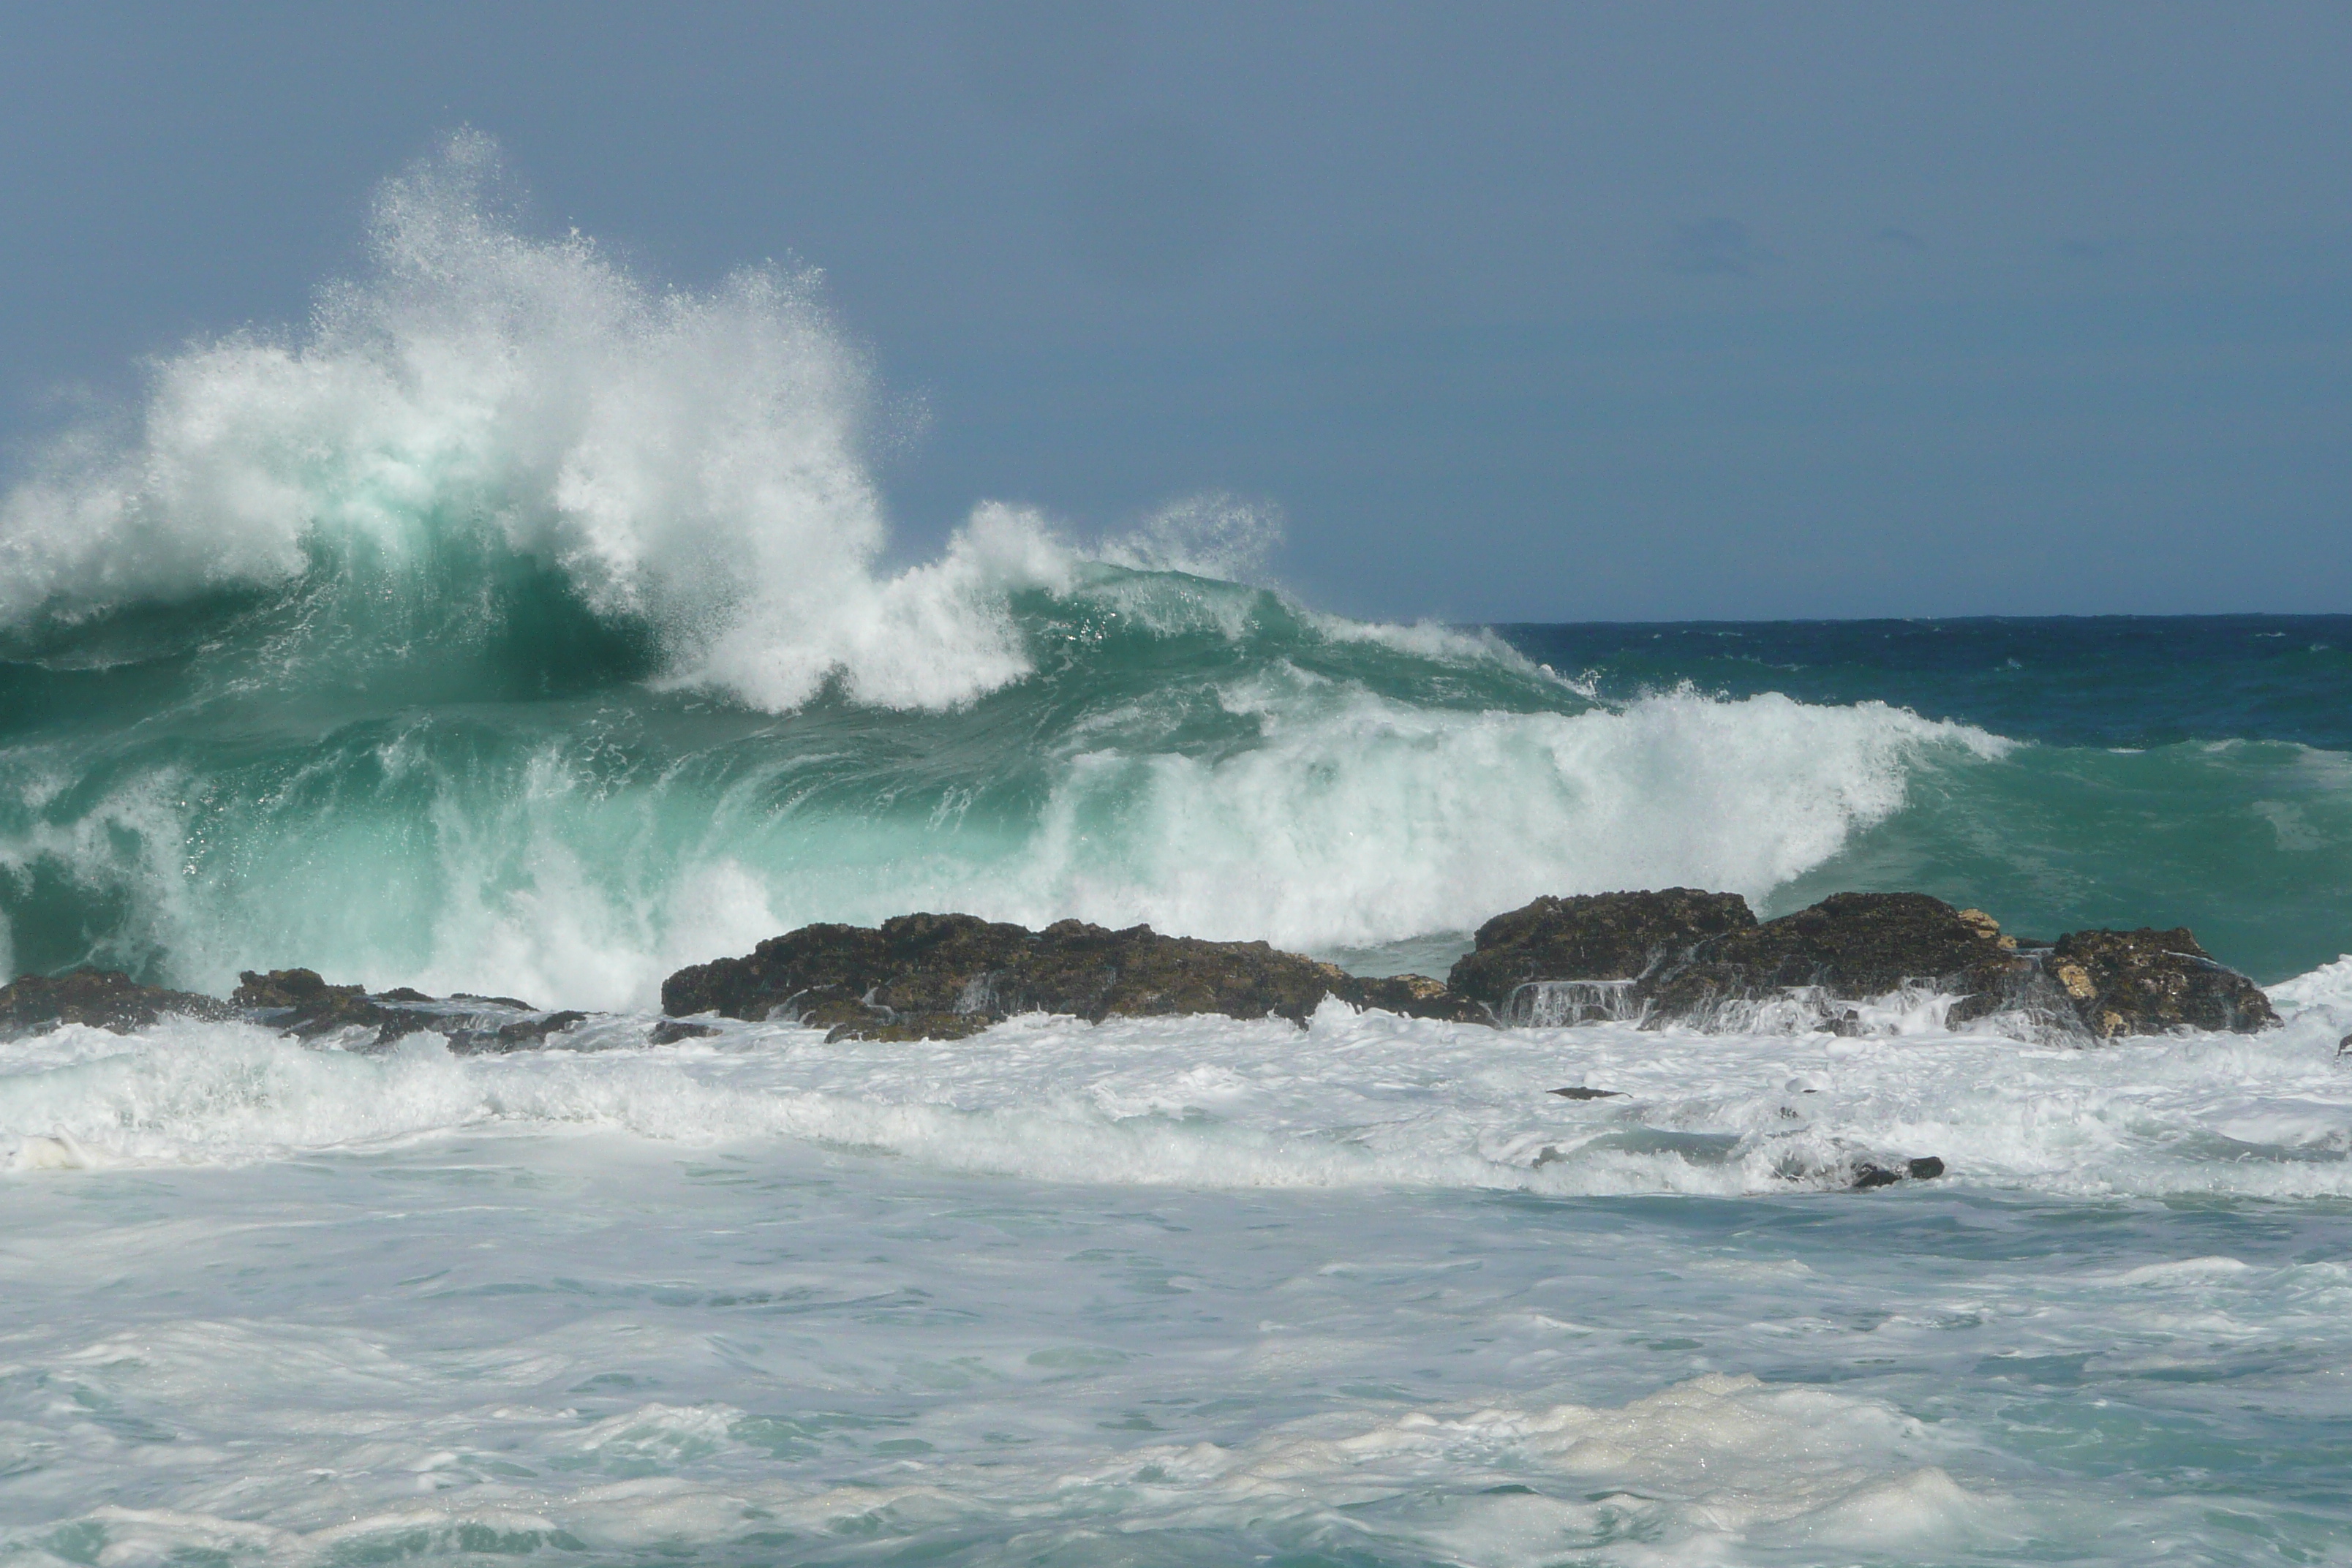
<box><xmin>1447</xmin><ymin>888</ymin><xmax>2277</xmax><ymax>1039</ymax></box>
<box><xmin>661</xmin><ymin>912</ymin><xmax>1490</xmax><ymax>1041</ymax></box>
<box><xmin>1642</xmin><ymin>892</ymin><xmax>2024</xmax><ymax>1030</ymax></box>
<box><xmin>0</xmin><ymin>968</ymin><xmax>233</xmax><ymax>1036</ymax></box>
<box><xmin>2040</xmin><ymin>928</ymin><xmax>2278</xmax><ymax>1038</ymax></box>
<box><xmin>1850</xmin><ymin>1156</ymin><xmax>1948</xmax><ymax>1189</ymax></box>
<box><xmin>231</xmin><ymin>968</ymin><xmax>589</xmax><ymax>1052</ymax></box>
<box><xmin>1448</xmin><ymin>889</ymin><xmax>1757</xmax><ymax>1008</ymax></box>
<box><xmin>0</xmin><ymin>892</ymin><xmax>2285</xmax><ymax>1052</ymax></box>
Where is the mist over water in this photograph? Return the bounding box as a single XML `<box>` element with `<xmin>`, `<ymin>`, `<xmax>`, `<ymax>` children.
<box><xmin>4</xmin><ymin>138</ymin><xmax>2351</xmax><ymax>1567</ymax></box>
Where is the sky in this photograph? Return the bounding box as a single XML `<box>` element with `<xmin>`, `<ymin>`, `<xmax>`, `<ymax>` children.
<box><xmin>3</xmin><ymin>0</ymin><xmax>2348</xmax><ymax>622</ymax></box>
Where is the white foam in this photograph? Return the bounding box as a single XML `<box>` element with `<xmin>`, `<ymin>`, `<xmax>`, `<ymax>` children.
<box><xmin>4</xmin><ymin>993</ymin><xmax>2346</xmax><ymax>1201</ymax></box>
<box><xmin>998</xmin><ymin>679</ymin><xmax>2007</xmax><ymax>951</ymax></box>
<box><xmin>2269</xmin><ymin>952</ymin><xmax>2352</xmax><ymax>1014</ymax></box>
<box><xmin>0</xmin><ymin>133</ymin><xmax>1068</xmax><ymax>715</ymax></box>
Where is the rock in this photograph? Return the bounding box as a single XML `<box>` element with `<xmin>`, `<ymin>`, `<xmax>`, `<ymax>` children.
<box><xmin>233</xmin><ymin>968</ymin><xmax>402</xmax><ymax>1039</ymax></box>
<box><xmin>660</xmin><ymin>912</ymin><xmax>1494</xmax><ymax>1041</ymax></box>
<box><xmin>233</xmin><ymin>969</ymin><xmax>592</xmax><ymax>1051</ymax></box>
<box><xmin>448</xmin><ymin>1009</ymin><xmax>589</xmax><ymax>1055</ymax></box>
<box><xmin>450</xmin><ymin>991</ymin><xmax>542</xmax><ymax>1011</ymax></box>
<box><xmin>1335</xmin><ymin>973</ymin><xmax>1493</xmax><ymax>1024</ymax></box>
<box><xmin>1447</xmin><ymin>889</ymin><xmax>1757</xmax><ymax>1010</ymax></box>
<box><xmin>1641</xmin><ymin>892</ymin><xmax>2021</xmax><ymax>1027</ymax></box>
<box><xmin>647</xmin><ymin>1019</ymin><xmax>720</xmax><ymax>1045</ymax></box>
<box><xmin>0</xmin><ymin>968</ymin><xmax>233</xmax><ymax>1036</ymax></box>
<box><xmin>2339</xmin><ymin>1033</ymin><xmax>2352</xmax><ymax>1059</ymax></box>
<box><xmin>1548</xmin><ymin>1086</ymin><xmax>1624</xmax><ymax>1100</ymax></box>
<box><xmin>1851</xmin><ymin>1156</ymin><xmax>1947</xmax><ymax>1189</ymax></box>
<box><xmin>1444</xmin><ymin>889</ymin><xmax>2279</xmax><ymax>1041</ymax></box>
<box><xmin>2038</xmin><ymin>927</ymin><xmax>2277</xmax><ymax>1038</ymax></box>
<box><xmin>1957</xmin><ymin>909</ymin><xmax>2017</xmax><ymax>950</ymax></box>
<box><xmin>819</xmin><ymin>1009</ymin><xmax>995</xmax><ymax>1044</ymax></box>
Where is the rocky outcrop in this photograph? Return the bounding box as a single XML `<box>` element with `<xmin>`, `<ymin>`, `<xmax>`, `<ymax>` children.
<box><xmin>660</xmin><ymin>912</ymin><xmax>1489</xmax><ymax>1041</ymax></box>
<box><xmin>1341</xmin><ymin>972</ymin><xmax>1491</xmax><ymax>1025</ymax></box>
<box><xmin>2039</xmin><ymin>928</ymin><xmax>2277</xmax><ymax>1038</ymax></box>
<box><xmin>1</xmin><ymin>891</ymin><xmax>2284</xmax><ymax>1052</ymax></box>
<box><xmin>1447</xmin><ymin>888</ymin><xmax>2276</xmax><ymax>1039</ymax></box>
<box><xmin>0</xmin><ymin>968</ymin><xmax>233</xmax><ymax>1036</ymax></box>
<box><xmin>1448</xmin><ymin>889</ymin><xmax>1756</xmax><ymax>1008</ymax></box>
<box><xmin>231</xmin><ymin>969</ymin><xmax>589</xmax><ymax>1052</ymax></box>
<box><xmin>1640</xmin><ymin>892</ymin><xmax>2024</xmax><ymax>1030</ymax></box>
<box><xmin>1851</xmin><ymin>1156</ymin><xmax>1946</xmax><ymax>1188</ymax></box>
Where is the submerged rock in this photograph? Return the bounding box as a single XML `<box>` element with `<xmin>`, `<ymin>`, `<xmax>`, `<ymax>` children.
<box><xmin>662</xmin><ymin>912</ymin><xmax>1490</xmax><ymax>1041</ymax></box>
<box><xmin>0</xmin><ymin>968</ymin><xmax>232</xmax><ymax>1036</ymax></box>
<box><xmin>1340</xmin><ymin>973</ymin><xmax>1493</xmax><ymax>1025</ymax></box>
<box><xmin>1850</xmin><ymin>1156</ymin><xmax>1947</xmax><ymax>1189</ymax></box>
<box><xmin>231</xmin><ymin>968</ymin><xmax>587</xmax><ymax>1052</ymax></box>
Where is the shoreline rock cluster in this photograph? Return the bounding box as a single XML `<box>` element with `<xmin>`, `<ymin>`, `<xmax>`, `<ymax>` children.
<box><xmin>660</xmin><ymin>912</ymin><xmax>1487</xmax><ymax>1040</ymax></box>
<box><xmin>1449</xmin><ymin>889</ymin><xmax>2277</xmax><ymax>1041</ymax></box>
<box><xmin>0</xmin><ymin>889</ymin><xmax>2280</xmax><ymax>1052</ymax></box>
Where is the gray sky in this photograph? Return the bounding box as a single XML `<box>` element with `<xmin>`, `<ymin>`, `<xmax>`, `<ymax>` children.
<box><xmin>4</xmin><ymin>1</ymin><xmax>2348</xmax><ymax>621</ymax></box>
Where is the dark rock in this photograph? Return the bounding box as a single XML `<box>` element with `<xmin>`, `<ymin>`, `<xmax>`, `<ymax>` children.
<box><xmin>2339</xmin><ymin>1033</ymin><xmax>2352</xmax><ymax>1058</ymax></box>
<box><xmin>451</xmin><ymin>992</ymin><xmax>542</xmax><ymax>1011</ymax></box>
<box><xmin>1850</xmin><ymin>1156</ymin><xmax>1945</xmax><ymax>1190</ymax></box>
<box><xmin>821</xmin><ymin>1010</ymin><xmax>995</xmax><ymax>1044</ymax></box>
<box><xmin>660</xmin><ymin>912</ymin><xmax>1494</xmax><ymax>1042</ymax></box>
<box><xmin>1643</xmin><ymin>892</ymin><xmax>2021</xmax><ymax>1027</ymax></box>
<box><xmin>1335</xmin><ymin>973</ymin><xmax>1493</xmax><ymax>1024</ymax></box>
<box><xmin>233</xmin><ymin>968</ymin><xmax>413</xmax><ymax>1041</ymax></box>
<box><xmin>2037</xmin><ymin>927</ymin><xmax>2277</xmax><ymax>1038</ymax></box>
<box><xmin>1548</xmin><ymin>1086</ymin><xmax>1625</xmax><ymax>1100</ymax></box>
<box><xmin>450</xmin><ymin>1009</ymin><xmax>589</xmax><ymax>1054</ymax></box>
<box><xmin>1448</xmin><ymin>887</ymin><xmax>2275</xmax><ymax>1041</ymax></box>
<box><xmin>0</xmin><ymin>968</ymin><xmax>233</xmax><ymax>1036</ymax></box>
<box><xmin>233</xmin><ymin>968</ymin><xmax>592</xmax><ymax>1051</ymax></box>
<box><xmin>1447</xmin><ymin>889</ymin><xmax>1757</xmax><ymax>1009</ymax></box>
<box><xmin>647</xmin><ymin>1019</ymin><xmax>720</xmax><ymax>1045</ymax></box>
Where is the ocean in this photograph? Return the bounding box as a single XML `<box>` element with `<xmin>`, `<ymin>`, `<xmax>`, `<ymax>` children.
<box><xmin>3</xmin><ymin>146</ymin><xmax>2350</xmax><ymax>1567</ymax></box>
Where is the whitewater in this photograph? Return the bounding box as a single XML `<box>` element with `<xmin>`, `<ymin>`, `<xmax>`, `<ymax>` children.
<box><xmin>4</xmin><ymin>138</ymin><xmax>2351</xmax><ymax>1566</ymax></box>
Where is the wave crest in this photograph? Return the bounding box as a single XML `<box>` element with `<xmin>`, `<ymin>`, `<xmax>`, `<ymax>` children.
<box><xmin>0</xmin><ymin>132</ymin><xmax>1080</xmax><ymax>713</ymax></box>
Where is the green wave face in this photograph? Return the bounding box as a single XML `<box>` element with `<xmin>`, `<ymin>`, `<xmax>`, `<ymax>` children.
<box><xmin>0</xmin><ymin>548</ymin><xmax>1616</xmax><ymax>1003</ymax></box>
<box><xmin>6</xmin><ymin>543</ymin><xmax>2349</xmax><ymax>1003</ymax></box>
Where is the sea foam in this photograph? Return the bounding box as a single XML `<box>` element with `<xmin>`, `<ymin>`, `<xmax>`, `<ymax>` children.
<box><xmin>0</xmin><ymin>132</ymin><xmax>1066</xmax><ymax>714</ymax></box>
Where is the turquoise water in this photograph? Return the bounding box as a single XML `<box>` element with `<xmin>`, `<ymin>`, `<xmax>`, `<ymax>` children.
<box><xmin>7</xmin><ymin>592</ymin><xmax>2349</xmax><ymax>995</ymax></box>
<box><xmin>2</xmin><ymin>143</ymin><xmax>2349</xmax><ymax>1567</ymax></box>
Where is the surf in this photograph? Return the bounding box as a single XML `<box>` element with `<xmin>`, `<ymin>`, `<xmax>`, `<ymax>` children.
<box><xmin>3</xmin><ymin>135</ymin><xmax>2349</xmax><ymax>1012</ymax></box>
